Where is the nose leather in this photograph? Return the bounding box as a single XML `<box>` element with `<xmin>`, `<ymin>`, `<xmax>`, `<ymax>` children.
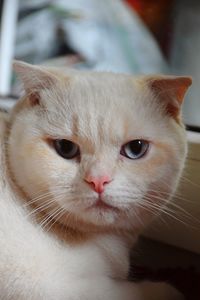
<box><xmin>85</xmin><ymin>175</ymin><xmax>112</xmax><ymax>193</ymax></box>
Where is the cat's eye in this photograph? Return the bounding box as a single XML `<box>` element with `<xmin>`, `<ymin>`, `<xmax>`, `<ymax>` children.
<box><xmin>120</xmin><ymin>140</ymin><xmax>149</xmax><ymax>159</ymax></box>
<box><xmin>53</xmin><ymin>139</ymin><xmax>80</xmax><ymax>159</ymax></box>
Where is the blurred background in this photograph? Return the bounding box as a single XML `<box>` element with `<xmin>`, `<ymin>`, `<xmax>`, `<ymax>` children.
<box><xmin>0</xmin><ymin>0</ymin><xmax>199</xmax><ymax>128</ymax></box>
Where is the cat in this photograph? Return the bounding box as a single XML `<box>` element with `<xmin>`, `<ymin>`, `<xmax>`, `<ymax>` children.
<box><xmin>0</xmin><ymin>60</ymin><xmax>191</xmax><ymax>300</ymax></box>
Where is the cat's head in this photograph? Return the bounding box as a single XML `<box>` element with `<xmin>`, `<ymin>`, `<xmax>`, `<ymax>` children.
<box><xmin>8</xmin><ymin>61</ymin><xmax>191</xmax><ymax>234</ymax></box>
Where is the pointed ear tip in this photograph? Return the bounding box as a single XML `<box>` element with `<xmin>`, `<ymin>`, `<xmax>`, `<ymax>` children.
<box><xmin>13</xmin><ymin>60</ymin><xmax>26</xmax><ymax>72</ymax></box>
<box><xmin>184</xmin><ymin>76</ymin><xmax>192</xmax><ymax>87</ymax></box>
<box><xmin>13</xmin><ymin>59</ymin><xmax>24</xmax><ymax>66</ymax></box>
<box><xmin>13</xmin><ymin>60</ymin><xmax>34</xmax><ymax>72</ymax></box>
<box><xmin>12</xmin><ymin>60</ymin><xmax>20</xmax><ymax>70</ymax></box>
<box><xmin>146</xmin><ymin>75</ymin><xmax>193</xmax><ymax>89</ymax></box>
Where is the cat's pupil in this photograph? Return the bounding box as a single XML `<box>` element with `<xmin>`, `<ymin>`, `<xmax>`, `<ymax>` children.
<box><xmin>129</xmin><ymin>140</ymin><xmax>142</xmax><ymax>154</ymax></box>
<box><xmin>121</xmin><ymin>140</ymin><xmax>149</xmax><ymax>159</ymax></box>
<box><xmin>54</xmin><ymin>139</ymin><xmax>80</xmax><ymax>159</ymax></box>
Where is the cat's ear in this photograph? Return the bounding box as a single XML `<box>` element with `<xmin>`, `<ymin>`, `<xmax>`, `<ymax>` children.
<box><xmin>13</xmin><ymin>60</ymin><xmax>57</xmax><ymax>106</ymax></box>
<box><xmin>145</xmin><ymin>75</ymin><xmax>192</xmax><ymax>118</ymax></box>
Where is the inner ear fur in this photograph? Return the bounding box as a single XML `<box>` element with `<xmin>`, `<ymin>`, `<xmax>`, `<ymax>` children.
<box><xmin>28</xmin><ymin>91</ymin><xmax>40</xmax><ymax>107</ymax></box>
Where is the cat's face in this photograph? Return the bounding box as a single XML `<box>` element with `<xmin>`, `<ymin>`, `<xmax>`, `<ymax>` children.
<box><xmin>8</xmin><ymin>62</ymin><xmax>191</xmax><ymax>233</ymax></box>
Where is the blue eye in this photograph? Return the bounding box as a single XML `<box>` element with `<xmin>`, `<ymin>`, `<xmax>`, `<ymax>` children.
<box><xmin>54</xmin><ymin>139</ymin><xmax>80</xmax><ymax>159</ymax></box>
<box><xmin>120</xmin><ymin>140</ymin><xmax>149</xmax><ymax>159</ymax></box>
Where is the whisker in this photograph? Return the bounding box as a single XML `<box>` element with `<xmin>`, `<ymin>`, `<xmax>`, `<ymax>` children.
<box><xmin>25</xmin><ymin>199</ymin><xmax>56</xmax><ymax>218</ymax></box>
<box><xmin>142</xmin><ymin>196</ymin><xmax>199</xmax><ymax>229</ymax></box>
<box><xmin>40</xmin><ymin>207</ymin><xmax>63</xmax><ymax>230</ymax></box>
<box><xmin>45</xmin><ymin>209</ymin><xmax>66</xmax><ymax>233</ymax></box>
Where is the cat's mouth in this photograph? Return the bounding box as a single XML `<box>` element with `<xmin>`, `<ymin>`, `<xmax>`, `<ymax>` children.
<box><xmin>87</xmin><ymin>196</ymin><xmax>119</xmax><ymax>212</ymax></box>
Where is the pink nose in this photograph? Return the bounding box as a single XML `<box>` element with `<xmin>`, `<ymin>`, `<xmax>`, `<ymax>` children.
<box><xmin>85</xmin><ymin>175</ymin><xmax>112</xmax><ymax>193</ymax></box>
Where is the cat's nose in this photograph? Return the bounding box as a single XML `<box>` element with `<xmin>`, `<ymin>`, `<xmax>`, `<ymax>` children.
<box><xmin>85</xmin><ymin>175</ymin><xmax>112</xmax><ymax>193</ymax></box>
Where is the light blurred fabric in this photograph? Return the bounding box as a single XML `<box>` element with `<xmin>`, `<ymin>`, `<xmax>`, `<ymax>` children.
<box><xmin>15</xmin><ymin>0</ymin><xmax>167</xmax><ymax>74</ymax></box>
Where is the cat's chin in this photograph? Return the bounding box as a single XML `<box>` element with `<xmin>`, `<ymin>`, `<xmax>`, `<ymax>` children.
<box><xmin>74</xmin><ymin>205</ymin><xmax>120</xmax><ymax>228</ymax></box>
<box><xmin>51</xmin><ymin>209</ymin><xmax>119</xmax><ymax>234</ymax></box>
<box><xmin>52</xmin><ymin>200</ymin><xmax>123</xmax><ymax>232</ymax></box>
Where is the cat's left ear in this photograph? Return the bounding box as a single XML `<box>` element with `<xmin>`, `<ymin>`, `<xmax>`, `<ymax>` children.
<box><xmin>145</xmin><ymin>75</ymin><xmax>192</xmax><ymax>118</ymax></box>
<box><xmin>13</xmin><ymin>60</ymin><xmax>58</xmax><ymax>106</ymax></box>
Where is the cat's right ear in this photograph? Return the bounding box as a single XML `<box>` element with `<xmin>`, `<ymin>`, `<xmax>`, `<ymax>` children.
<box><xmin>13</xmin><ymin>60</ymin><xmax>57</xmax><ymax>106</ymax></box>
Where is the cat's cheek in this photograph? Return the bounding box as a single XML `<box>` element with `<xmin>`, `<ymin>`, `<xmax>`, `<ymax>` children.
<box><xmin>10</xmin><ymin>136</ymin><xmax>77</xmax><ymax>202</ymax></box>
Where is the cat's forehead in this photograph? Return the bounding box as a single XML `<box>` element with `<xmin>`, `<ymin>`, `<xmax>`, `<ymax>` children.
<box><xmin>62</xmin><ymin>72</ymin><xmax>152</xmax><ymax>118</ymax></box>
<box><xmin>69</xmin><ymin>73</ymin><xmax>138</xmax><ymax>106</ymax></box>
<box><xmin>42</xmin><ymin>72</ymin><xmax>165</xmax><ymax>142</ymax></box>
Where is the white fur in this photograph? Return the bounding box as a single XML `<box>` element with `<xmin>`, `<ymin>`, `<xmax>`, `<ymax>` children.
<box><xmin>0</xmin><ymin>62</ymin><xmax>190</xmax><ymax>299</ymax></box>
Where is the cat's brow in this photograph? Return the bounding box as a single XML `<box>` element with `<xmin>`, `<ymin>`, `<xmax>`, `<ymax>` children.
<box><xmin>71</xmin><ymin>114</ymin><xmax>79</xmax><ymax>138</ymax></box>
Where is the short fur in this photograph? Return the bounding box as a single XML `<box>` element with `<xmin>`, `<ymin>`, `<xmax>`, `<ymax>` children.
<box><xmin>0</xmin><ymin>61</ymin><xmax>191</xmax><ymax>299</ymax></box>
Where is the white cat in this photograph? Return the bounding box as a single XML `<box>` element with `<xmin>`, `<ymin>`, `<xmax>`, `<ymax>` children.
<box><xmin>0</xmin><ymin>61</ymin><xmax>191</xmax><ymax>299</ymax></box>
